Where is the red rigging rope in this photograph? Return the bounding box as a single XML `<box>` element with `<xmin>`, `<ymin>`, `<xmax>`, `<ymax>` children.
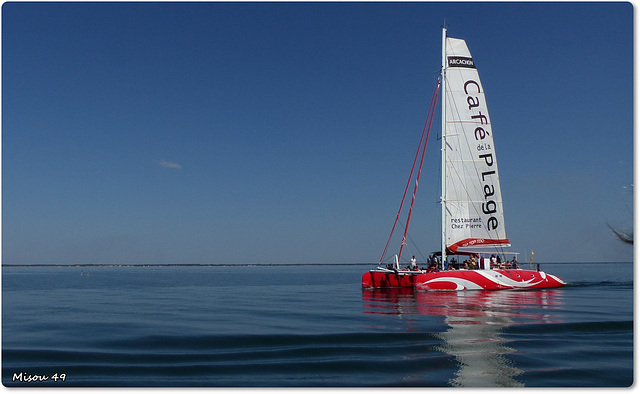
<box><xmin>380</xmin><ymin>79</ymin><xmax>441</xmax><ymax>264</ymax></box>
<box><xmin>398</xmin><ymin>80</ymin><xmax>440</xmax><ymax>261</ymax></box>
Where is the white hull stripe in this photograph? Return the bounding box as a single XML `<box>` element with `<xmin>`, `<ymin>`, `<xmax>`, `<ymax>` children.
<box><xmin>421</xmin><ymin>271</ymin><xmax>546</xmax><ymax>289</ymax></box>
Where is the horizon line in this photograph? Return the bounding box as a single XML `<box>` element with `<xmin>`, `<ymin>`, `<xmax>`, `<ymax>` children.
<box><xmin>1</xmin><ymin>261</ymin><xmax>632</xmax><ymax>268</ymax></box>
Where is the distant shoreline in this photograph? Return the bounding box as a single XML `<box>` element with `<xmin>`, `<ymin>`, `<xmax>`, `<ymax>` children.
<box><xmin>1</xmin><ymin>261</ymin><xmax>632</xmax><ymax>268</ymax></box>
<box><xmin>1</xmin><ymin>263</ymin><xmax>374</xmax><ymax>267</ymax></box>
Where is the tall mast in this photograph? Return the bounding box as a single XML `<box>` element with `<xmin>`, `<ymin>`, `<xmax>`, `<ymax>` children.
<box><xmin>440</xmin><ymin>26</ymin><xmax>447</xmax><ymax>270</ymax></box>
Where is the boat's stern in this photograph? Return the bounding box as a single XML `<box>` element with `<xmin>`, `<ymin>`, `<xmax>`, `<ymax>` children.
<box><xmin>362</xmin><ymin>269</ymin><xmax>423</xmax><ymax>288</ymax></box>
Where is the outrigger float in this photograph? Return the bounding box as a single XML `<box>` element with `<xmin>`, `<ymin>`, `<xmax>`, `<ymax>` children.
<box><xmin>363</xmin><ymin>27</ymin><xmax>565</xmax><ymax>291</ymax></box>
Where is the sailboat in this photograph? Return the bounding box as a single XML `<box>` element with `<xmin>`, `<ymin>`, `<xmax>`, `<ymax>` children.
<box><xmin>362</xmin><ymin>28</ymin><xmax>565</xmax><ymax>291</ymax></box>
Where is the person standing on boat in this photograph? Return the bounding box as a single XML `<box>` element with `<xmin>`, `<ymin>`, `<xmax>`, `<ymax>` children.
<box><xmin>410</xmin><ymin>256</ymin><xmax>417</xmax><ymax>270</ymax></box>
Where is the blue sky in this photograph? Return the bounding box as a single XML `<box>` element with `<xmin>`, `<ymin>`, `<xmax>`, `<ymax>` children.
<box><xmin>2</xmin><ymin>2</ymin><xmax>633</xmax><ymax>265</ymax></box>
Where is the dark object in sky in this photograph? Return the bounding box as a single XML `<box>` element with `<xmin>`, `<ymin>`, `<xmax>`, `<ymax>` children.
<box><xmin>608</xmin><ymin>223</ymin><xmax>633</xmax><ymax>244</ymax></box>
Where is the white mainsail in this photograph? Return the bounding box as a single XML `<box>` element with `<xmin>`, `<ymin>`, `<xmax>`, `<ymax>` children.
<box><xmin>442</xmin><ymin>32</ymin><xmax>510</xmax><ymax>253</ymax></box>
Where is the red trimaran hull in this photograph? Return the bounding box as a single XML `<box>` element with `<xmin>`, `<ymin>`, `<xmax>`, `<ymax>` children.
<box><xmin>362</xmin><ymin>269</ymin><xmax>565</xmax><ymax>291</ymax></box>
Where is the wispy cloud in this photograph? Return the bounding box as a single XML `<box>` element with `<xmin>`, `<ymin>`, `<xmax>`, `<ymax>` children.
<box><xmin>159</xmin><ymin>160</ymin><xmax>182</xmax><ymax>169</ymax></box>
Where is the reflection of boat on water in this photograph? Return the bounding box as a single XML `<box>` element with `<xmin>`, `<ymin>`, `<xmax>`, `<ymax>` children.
<box><xmin>363</xmin><ymin>288</ymin><xmax>564</xmax><ymax>322</ymax></box>
<box><xmin>363</xmin><ymin>289</ymin><xmax>564</xmax><ymax>387</ymax></box>
<box><xmin>363</xmin><ymin>27</ymin><xmax>564</xmax><ymax>291</ymax></box>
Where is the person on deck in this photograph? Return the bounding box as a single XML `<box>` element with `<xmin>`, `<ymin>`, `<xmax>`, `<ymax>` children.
<box><xmin>410</xmin><ymin>256</ymin><xmax>417</xmax><ymax>270</ymax></box>
<box><xmin>469</xmin><ymin>256</ymin><xmax>477</xmax><ymax>269</ymax></box>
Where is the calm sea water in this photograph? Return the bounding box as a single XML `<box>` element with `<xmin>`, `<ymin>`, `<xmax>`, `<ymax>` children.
<box><xmin>2</xmin><ymin>262</ymin><xmax>633</xmax><ymax>387</ymax></box>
